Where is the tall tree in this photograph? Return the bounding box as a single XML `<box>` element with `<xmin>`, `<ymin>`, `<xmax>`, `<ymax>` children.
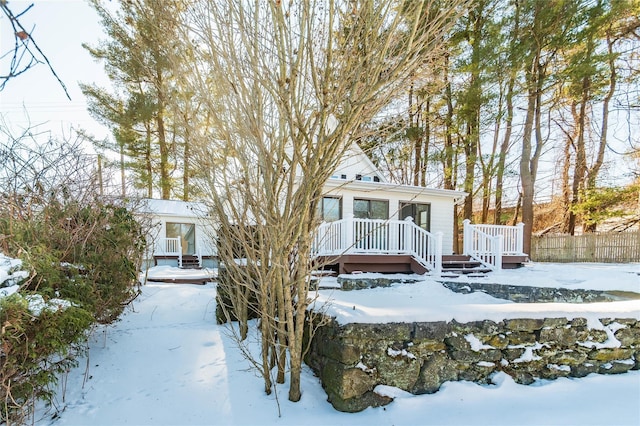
<box><xmin>181</xmin><ymin>0</ymin><xmax>466</xmax><ymax>402</ymax></box>
<box><xmin>518</xmin><ymin>0</ymin><xmax>578</xmax><ymax>253</ymax></box>
<box><xmin>82</xmin><ymin>0</ymin><xmax>187</xmax><ymax>199</ymax></box>
<box><xmin>560</xmin><ymin>0</ymin><xmax>640</xmax><ymax>233</ymax></box>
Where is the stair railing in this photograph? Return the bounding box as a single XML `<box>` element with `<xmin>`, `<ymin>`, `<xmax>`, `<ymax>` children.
<box><xmin>462</xmin><ymin>219</ymin><xmax>503</xmax><ymax>270</ymax></box>
<box><xmin>313</xmin><ymin>215</ymin><xmax>442</xmax><ymax>273</ymax></box>
<box><xmin>157</xmin><ymin>237</ymin><xmax>183</xmax><ymax>268</ymax></box>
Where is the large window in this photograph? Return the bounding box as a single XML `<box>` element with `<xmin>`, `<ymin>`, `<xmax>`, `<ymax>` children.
<box><xmin>166</xmin><ymin>222</ymin><xmax>196</xmax><ymax>254</ymax></box>
<box><xmin>400</xmin><ymin>202</ymin><xmax>431</xmax><ymax>231</ymax></box>
<box><xmin>317</xmin><ymin>197</ymin><xmax>342</xmax><ymax>222</ymax></box>
<box><xmin>353</xmin><ymin>198</ymin><xmax>388</xmax><ymax>220</ymax></box>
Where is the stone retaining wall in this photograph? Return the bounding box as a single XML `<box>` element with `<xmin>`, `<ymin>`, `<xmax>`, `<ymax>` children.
<box><xmin>305</xmin><ymin>316</ymin><xmax>640</xmax><ymax>412</ymax></box>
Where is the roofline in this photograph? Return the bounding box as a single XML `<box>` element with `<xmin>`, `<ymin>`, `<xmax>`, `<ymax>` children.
<box><xmin>323</xmin><ymin>179</ymin><xmax>468</xmax><ymax>204</ymax></box>
<box><xmin>346</xmin><ymin>143</ymin><xmax>389</xmax><ymax>183</ymax></box>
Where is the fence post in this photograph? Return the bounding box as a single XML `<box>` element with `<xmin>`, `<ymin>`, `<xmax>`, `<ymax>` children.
<box><xmin>462</xmin><ymin>219</ymin><xmax>471</xmax><ymax>256</ymax></box>
<box><xmin>516</xmin><ymin>222</ymin><xmax>525</xmax><ymax>254</ymax></box>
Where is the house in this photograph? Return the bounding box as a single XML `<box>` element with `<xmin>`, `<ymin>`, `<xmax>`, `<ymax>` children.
<box><xmin>138</xmin><ymin>198</ymin><xmax>217</xmax><ymax>270</ymax></box>
<box><xmin>142</xmin><ymin>144</ymin><xmax>527</xmax><ymax>274</ymax></box>
<box><xmin>312</xmin><ymin>144</ymin><xmax>527</xmax><ymax>275</ymax></box>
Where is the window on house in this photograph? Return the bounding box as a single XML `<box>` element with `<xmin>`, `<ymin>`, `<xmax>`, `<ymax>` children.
<box><xmin>353</xmin><ymin>198</ymin><xmax>388</xmax><ymax>220</ymax></box>
<box><xmin>317</xmin><ymin>197</ymin><xmax>342</xmax><ymax>222</ymax></box>
<box><xmin>166</xmin><ymin>222</ymin><xmax>196</xmax><ymax>254</ymax></box>
<box><xmin>400</xmin><ymin>202</ymin><xmax>431</xmax><ymax>231</ymax></box>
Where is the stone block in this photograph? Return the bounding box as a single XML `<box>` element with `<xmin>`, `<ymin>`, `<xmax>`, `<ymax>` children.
<box><xmin>505</xmin><ymin>318</ymin><xmax>544</xmax><ymax>332</ymax></box>
<box><xmin>329</xmin><ymin>390</ymin><xmax>393</xmax><ymax>413</ymax></box>
<box><xmin>506</xmin><ymin>331</ymin><xmax>537</xmax><ymax>345</ymax></box>
<box><xmin>551</xmin><ymin>350</ymin><xmax>588</xmax><ymax>366</ymax></box>
<box><xmin>413</xmin><ymin>321</ymin><xmax>449</xmax><ymax>340</ymax></box>
<box><xmin>599</xmin><ymin>360</ymin><xmax>634</xmax><ymax>375</ymax></box>
<box><xmin>321</xmin><ymin>361</ymin><xmax>376</xmax><ymax>401</ymax></box>
<box><xmin>570</xmin><ymin>362</ymin><xmax>599</xmax><ymax>377</ymax></box>
<box><xmin>614</xmin><ymin>326</ymin><xmax>640</xmax><ymax>346</ymax></box>
<box><xmin>586</xmin><ymin>329</ymin><xmax>608</xmax><ymax>343</ymax></box>
<box><xmin>412</xmin><ymin>353</ymin><xmax>459</xmax><ymax>394</ymax></box>
<box><xmin>590</xmin><ymin>348</ymin><xmax>633</xmax><ymax>362</ymax></box>
<box><xmin>375</xmin><ymin>350</ymin><xmax>421</xmax><ymax>391</ymax></box>
<box><xmin>542</xmin><ymin>318</ymin><xmax>569</xmax><ymax>327</ymax></box>
<box><xmin>539</xmin><ymin>327</ymin><xmax>578</xmax><ymax>347</ymax></box>
<box><xmin>486</xmin><ymin>334</ymin><xmax>509</xmax><ymax>349</ymax></box>
<box><xmin>445</xmin><ymin>334</ymin><xmax>471</xmax><ymax>351</ymax></box>
<box><xmin>411</xmin><ymin>340</ymin><xmax>447</xmax><ymax>357</ymax></box>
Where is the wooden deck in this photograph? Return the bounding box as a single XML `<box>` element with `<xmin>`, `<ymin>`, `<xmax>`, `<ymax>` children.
<box><xmin>315</xmin><ymin>254</ymin><xmax>428</xmax><ymax>274</ymax></box>
<box><xmin>315</xmin><ymin>253</ymin><xmax>529</xmax><ymax>275</ymax></box>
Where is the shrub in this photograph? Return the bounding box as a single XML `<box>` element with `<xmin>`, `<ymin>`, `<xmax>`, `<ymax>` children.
<box><xmin>0</xmin><ymin>198</ymin><xmax>145</xmax><ymax>423</ymax></box>
<box><xmin>0</xmin><ymin>293</ymin><xmax>93</xmax><ymax>423</ymax></box>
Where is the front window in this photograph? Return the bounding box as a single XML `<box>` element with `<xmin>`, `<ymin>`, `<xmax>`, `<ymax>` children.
<box><xmin>166</xmin><ymin>222</ymin><xmax>196</xmax><ymax>254</ymax></box>
<box><xmin>353</xmin><ymin>199</ymin><xmax>388</xmax><ymax>220</ymax></box>
<box><xmin>317</xmin><ymin>197</ymin><xmax>342</xmax><ymax>222</ymax></box>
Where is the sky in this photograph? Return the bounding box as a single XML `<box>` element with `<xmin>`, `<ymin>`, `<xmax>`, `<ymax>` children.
<box><xmin>0</xmin><ymin>0</ymin><xmax>110</xmax><ymax>141</ymax></box>
<box><xmin>0</xmin><ymin>0</ymin><xmax>636</xmax><ymax>199</ymax></box>
<box><xmin>2</xmin><ymin>257</ymin><xmax>640</xmax><ymax>426</ymax></box>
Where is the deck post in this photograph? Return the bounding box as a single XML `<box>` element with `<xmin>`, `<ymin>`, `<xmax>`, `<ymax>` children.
<box><xmin>344</xmin><ymin>214</ymin><xmax>354</xmax><ymax>254</ymax></box>
<box><xmin>495</xmin><ymin>235</ymin><xmax>503</xmax><ymax>270</ymax></box>
<box><xmin>516</xmin><ymin>222</ymin><xmax>525</xmax><ymax>255</ymax></box>
<box><xmin>404</xmin><ymin>217</ymin><xmax>414</xmax><ymax>254</ymax></box>
<box><xmin>435</xmin><ymin>232</ymin><xmax>443</xmax><ymax>275</ymax></box>
<box><xmin>462</xmin><ymin>219</ymin><xmax>471</xmax><ymax>256</ymax></box>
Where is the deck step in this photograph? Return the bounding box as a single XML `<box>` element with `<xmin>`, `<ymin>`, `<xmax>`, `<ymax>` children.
<box><xmin>442</xmin><ymin>260</ymin><xmax>483</xmax><ymax>268</ymax></box>
<box><xmin>180</xmin><ymin>255</ymin><xmax>201</xmax><ymax>269</ymax></box>
<box><xmin>442</xmin><ymin>267</ymin><xmax>492</xmax><ymax>275</ymax></box>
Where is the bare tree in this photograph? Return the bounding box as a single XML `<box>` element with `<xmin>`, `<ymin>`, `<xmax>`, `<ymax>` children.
<box><xmin>0</xmin><ymin>3</ymin><xmax>70</xmax><ymax>98</ymax></box>
<box><xmin>177</xmin><ymin>0</ymin><xmax>465</xmax><ymax>404</ymax></box>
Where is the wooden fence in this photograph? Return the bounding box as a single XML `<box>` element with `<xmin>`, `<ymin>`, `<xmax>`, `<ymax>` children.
<box><xmin>531</xmin><ymin>231</ymin><xmax>640</xmax><ymax>263</ymax></box>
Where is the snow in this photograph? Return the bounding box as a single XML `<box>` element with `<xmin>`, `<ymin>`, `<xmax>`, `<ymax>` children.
<box><xmin>142</xmin><ymin>265</ymin><xmax>217</xmax><ymax>282</ymax></box>
<box><xmin>137</xmin><ymin>198</ymin><xmax>209</xmax><ymax>218</ymax></box>
<box><xmin>311</xmin><ymin>273</ymin><xmax>640</xmax><ymax>324</ymax></box>
<box><xmin>0</xmin><ymin>252</ymin><xmax>29</xmax><ymax>296</ymax></box>
<box><xmin>0</xmin><ymin>255</ymin><xmax>638</xmax><ymax>425</ymax></box>
<box><xmin>447</xmin><ymin>262</ymin><xmax>640</xmax><ymax>292</ymax></box>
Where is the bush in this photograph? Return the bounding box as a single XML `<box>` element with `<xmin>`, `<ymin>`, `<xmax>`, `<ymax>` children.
<box><xmin>0</xmin><ymin>124</ymin><xmax>147</xmax><ymax>423</ymax></box>
<box><xmin>0</xmin><ymin>293</ymin><xmax>93</xmax><ymax>424</ymax></box>
<box><xmin>0</xmin><ymin>198</ymin><xmax>145</xmax><ymax>423</ymax></box>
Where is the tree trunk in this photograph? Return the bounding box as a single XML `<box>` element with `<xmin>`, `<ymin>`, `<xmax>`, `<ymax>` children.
<box><xmin>494</xmin><ymin>1</ymin><xmax>519</xmax><ymax>225</ymax></box>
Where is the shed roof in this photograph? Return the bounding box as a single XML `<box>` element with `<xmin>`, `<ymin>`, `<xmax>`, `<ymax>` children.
<box><xmin>138</xmin><ymin>199</ymin><xmax>209</xmax><ymax>218</ymax></box>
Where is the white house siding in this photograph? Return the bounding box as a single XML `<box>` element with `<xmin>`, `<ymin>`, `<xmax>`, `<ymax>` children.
<box><xmin>331</xmin><ymin>147</ymin><xmax>385</xmax><ymax>183</ymax></box>
<box><xmin>321</xmin><ymin>180</ymin><xmax>465</xmax><ymax>255</ymax></box>
<box><xmin>137</xmin><ymin>199</ymin><xmax>218</xmax><ymax>268</ymax></box>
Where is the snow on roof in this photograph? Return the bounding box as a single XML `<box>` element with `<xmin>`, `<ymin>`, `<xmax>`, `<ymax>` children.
<box><xmin>323</xmin><ymin>178</ymin><xmax>468</xmax><ymax>202</ymax></box>
<box><xmin>137</xmin><ymin>198</ymin><xmax>210</xmax><ymax>218</ymax></box>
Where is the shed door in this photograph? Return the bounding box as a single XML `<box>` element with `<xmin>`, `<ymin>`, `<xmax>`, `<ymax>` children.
<box><xmin>166</xmin><ymin>223</ymin><xmax>196</xmax><ymax>255</ymax></box>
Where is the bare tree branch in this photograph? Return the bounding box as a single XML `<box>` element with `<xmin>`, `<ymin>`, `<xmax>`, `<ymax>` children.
<box><xmin>0</xmin><ymin>2</ymin><xmax>71</xmax><ymax>99</ymax></box>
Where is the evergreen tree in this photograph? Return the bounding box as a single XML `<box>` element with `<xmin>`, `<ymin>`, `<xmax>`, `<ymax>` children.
<box><xmin>82</xmin><ymin>0</ymin><xmax>189</xmax><ymax>199</ymax></box>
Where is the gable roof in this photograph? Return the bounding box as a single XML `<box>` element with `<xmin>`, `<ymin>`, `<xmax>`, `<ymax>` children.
<box><xmin>331</xmin><ymin>143</ymin><xmax>387</xmax><ymax>183</ymax></box>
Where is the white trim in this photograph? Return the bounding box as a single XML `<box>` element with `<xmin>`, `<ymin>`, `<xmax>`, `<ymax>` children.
<box><xmin>323</xmin><ymin>178</ymin><xmax>467</xmax><ymax>204</ymax></box>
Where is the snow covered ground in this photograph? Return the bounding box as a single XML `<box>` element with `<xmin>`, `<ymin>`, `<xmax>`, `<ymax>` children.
<box><xmin>22</xmin><ymin>262</ymin><xmax>638</xmax><ymax>425</ymax></box>
<box><xmin>2</xmin><ymin>257</ymin><xmax>639</xmax><ymax>425</ymax></box>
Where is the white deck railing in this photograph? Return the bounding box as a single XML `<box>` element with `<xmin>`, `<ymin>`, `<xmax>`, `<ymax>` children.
<box><xmin>462</xmin><ymin>219</ymin><xmax>525</xmax><ymax>270</ymax></box>
<box><xmin>313</xmin><ymin>216</ymin><xmax>442</xmax><ymax>274</ymax></box>
<box><xmin>156</xmin><ymin>237</ymin><xmax>183</xmax><ymax>268</ymax></box>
